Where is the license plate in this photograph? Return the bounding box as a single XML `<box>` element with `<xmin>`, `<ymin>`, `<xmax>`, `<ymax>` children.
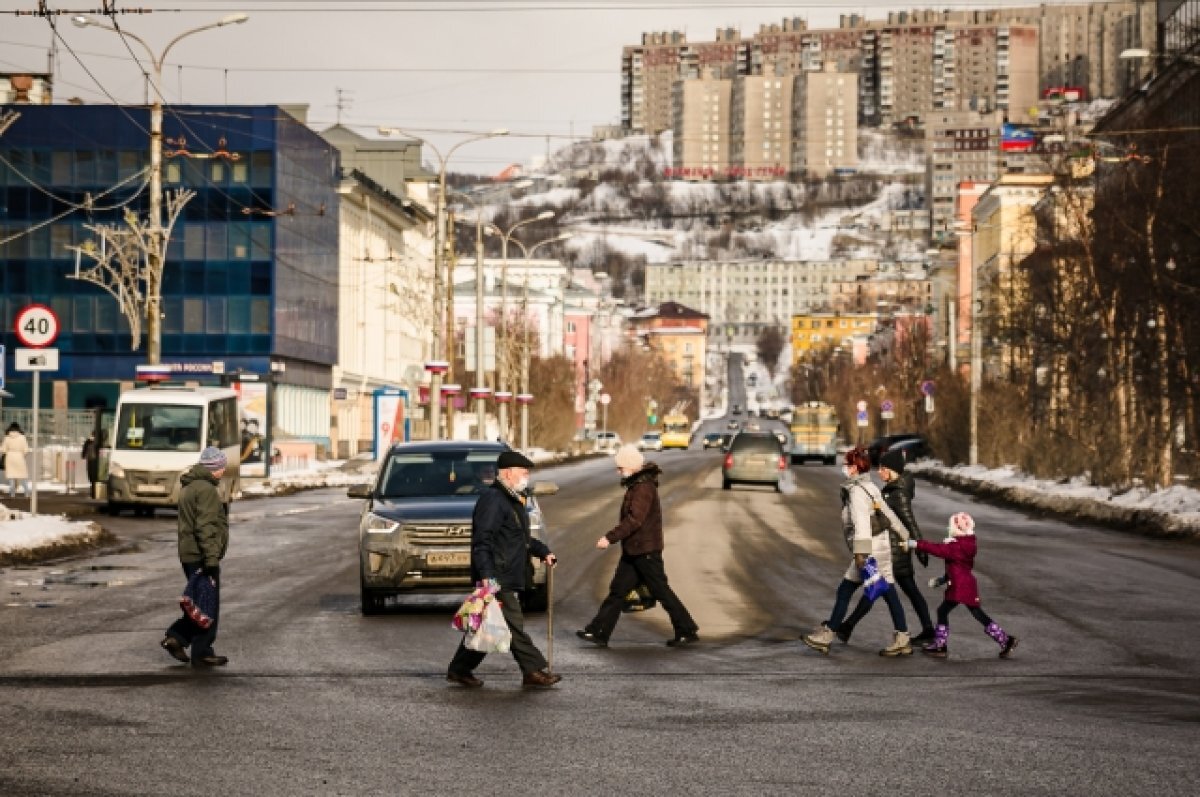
<box><xmin>426</xmin><ymin>551</ymin><xmax>470</xmax><ymax>567</ymax></box>
<box><xmin>135</xmin><ymin>485</ymin><xmax>168</xmax><ymax>495</ymax></box>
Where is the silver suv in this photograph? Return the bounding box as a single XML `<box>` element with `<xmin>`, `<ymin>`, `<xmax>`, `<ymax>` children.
<box><xmin>348</xmin><ymin>441</ymin><xmax>557</xmax><ymax>615</ymax></box>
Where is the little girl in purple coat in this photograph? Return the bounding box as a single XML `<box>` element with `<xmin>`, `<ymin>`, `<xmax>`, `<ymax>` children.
<box><xmin>905</xmin><ymin>512</ymin><xmax>1018</xmax><ymax>658</ymax></box>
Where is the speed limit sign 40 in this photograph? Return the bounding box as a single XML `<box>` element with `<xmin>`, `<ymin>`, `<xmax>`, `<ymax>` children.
<box><xmin>15</xmin><ymin>304</ymin><xmax>60</xmax><ymax>348</ymax></box>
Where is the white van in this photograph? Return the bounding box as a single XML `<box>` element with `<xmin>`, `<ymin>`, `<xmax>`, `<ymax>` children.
<box><xmin>104</xmin><ymin>386</ymin><xmax>240</xmax><ymax>516</ymax></box>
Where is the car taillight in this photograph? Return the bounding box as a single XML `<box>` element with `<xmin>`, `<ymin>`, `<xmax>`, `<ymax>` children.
<box><xmin>778</xmin><ymin>455</ymin><xmax>787</xmax><ymax>470</ymax></box>
<box><xmin>723</xmin><ymin>453</ymin><xmax>733</xmax><ymax>469</ymax></box>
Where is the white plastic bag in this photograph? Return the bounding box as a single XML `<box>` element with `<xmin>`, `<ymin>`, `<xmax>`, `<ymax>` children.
<box><xmin>464</xmin><ymin>597</ymin><xmax>511</xmax><ymax>653</ymax></box>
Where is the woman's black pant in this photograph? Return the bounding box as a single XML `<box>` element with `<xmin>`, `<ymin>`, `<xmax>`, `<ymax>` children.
<box><xmin>585</xmin><ymin>552</ymin><xmax>698</xmax><ymax>640</ymax></box>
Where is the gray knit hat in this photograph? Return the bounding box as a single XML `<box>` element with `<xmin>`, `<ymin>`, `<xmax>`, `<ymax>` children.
<box><xmin>199</xmin><ymin>446</ymin><xmax>228</xmax><ymax>472</ymax></box>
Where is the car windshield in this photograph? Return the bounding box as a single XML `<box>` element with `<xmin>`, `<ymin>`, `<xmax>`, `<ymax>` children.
<box><xmin>378</xmin><ymin>450</ymin><xmax>502</xmax><ymax>498</ymax></box>
<box><xmin>115</xmin><ymin>404</ymin><xmax>203</xmax><ymax>452</ymax></box>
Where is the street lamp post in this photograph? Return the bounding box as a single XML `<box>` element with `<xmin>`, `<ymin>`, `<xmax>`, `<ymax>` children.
<box><xmin>484</xmin><ymin>211</ymin><xmax>555</xmax><ymax>441</ymax></box>
<box><xmin>72</xmin><ymin>12</ymin><xmax>249</xmax><ymax>364</ymax></box>
<box><xmin>447</xmin><ymin>182</ymin><xmax>532</xmax><ymax>439</ymax></box>
<box><xmin>507</xmin><ymin>233</ymin><xmax>573</xmax><ymax>450</ymax></box>
<box><xmin>378</xmin><ymin>126</ymin><xmax>507</xmax><ymax>392</ymax></box>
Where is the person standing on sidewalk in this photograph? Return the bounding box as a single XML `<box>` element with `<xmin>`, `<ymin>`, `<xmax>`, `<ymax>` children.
<box><xmin>2</xmin><ymin>422</ymin><xmax>32</xmax><ymax>497</ymax></box>
<box><xmin>801</xmin><ymin>446</ymin><xmax>912</xmax><ymax>657</ymax></box>
<box><xmin>161</xmin><ymin>447</ymin><xmax>230</xmax><ymax>667</ymax></box>
<box><xmin>835</xmin><ymin>449</ymin><xmax>935</xmax><ymax>645</ymax></box>
<box><xmin>447</xmin><ymin>450</ymin><xmax>560</xmax><ymax>689</ymax></box>
<box><xmin>576</xmin><ymin>445</ymin><xmax>700</xmax><ymax>648</ymax></box>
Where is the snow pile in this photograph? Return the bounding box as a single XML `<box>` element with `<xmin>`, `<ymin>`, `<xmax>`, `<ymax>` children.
<box><xmin>0</xmin><ymin>510</ymin><xmax>101</xmax><ymax>559</ymax></box>
<box><xmin>909</xmin><ymin>460</ymin><xmax>1200</xmax><ymax>537</ymax></box>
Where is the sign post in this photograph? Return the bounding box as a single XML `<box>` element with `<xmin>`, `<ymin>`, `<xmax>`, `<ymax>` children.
<box><xmin>600</xmin><ymin>392</ymin><xmax>611</xmax><ymax>449</ymax></box>
<box><xmin>14</xmin><ymin>304</ymin><xmax>61</xmax><ymax>515</ymax></box>
<box><xmin>880</xmin><ymin>399</ymin><xmax>894</xmax><ymax>436</ymax></box>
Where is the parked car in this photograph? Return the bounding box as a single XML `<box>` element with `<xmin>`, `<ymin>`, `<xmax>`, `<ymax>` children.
<box><xmin>722</xmin><ymin>431</ymin><xmax>788</xmax><ymax>492</ymax></box>
<box><xmin>727</xmin><ymin>419</ymin><xmax>741</xmax><ymax>431</ymax></box>
<box><xmin>593</xmin><ymin>431</ymin><xmax>622</xmax><ymax>453</ymax></box>
<box><xmin>884</xmin><ymin>436</ymin><xmax>930</xmax><ymax>462</ymax></box>
<box><xmin>731</xmin><ymin>404</ymin><xmax>742</xmax><ymax>415</ymax></box>
<box><xmin>637</xmin><ymin>432</ymin><xmax>664</xmax><ymax>451</ymax></box>
<box><xmin>347</xmin><ymin>440</ymin><xmax>558</xmax><ymax>615</ymax></box>
<box><xmin>702</xmin><ymin>432</ymin><xmax>725</xmax><ymax>449</ymax></box>
<box><xmin>866</xmin><ymin>433</ymin><xmax>924</xmax><ymax>465</ymax></box>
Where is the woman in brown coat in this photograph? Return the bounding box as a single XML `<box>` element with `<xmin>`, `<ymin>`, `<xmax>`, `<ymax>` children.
<box><xmin>576</xmin><ymin>445</ymin><xmax>699</xmax><ymax>647</ymax></box>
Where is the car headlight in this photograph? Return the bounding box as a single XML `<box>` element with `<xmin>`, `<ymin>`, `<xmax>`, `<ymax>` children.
<box><xmin>108</xmin><ymin>462</ymin><xmax>125</xmax><ymax>479</ymax></box>
<box><xmin>362</xmin><ymin>512</ymin><xmax>399</xmax><ymax>534</ymax></box>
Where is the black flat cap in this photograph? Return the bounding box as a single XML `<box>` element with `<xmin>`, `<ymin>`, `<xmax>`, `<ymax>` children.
<box><xmin>497</xmin><ymin>450</ymin><xmax>535</xmax><ymax>470</ymax></box>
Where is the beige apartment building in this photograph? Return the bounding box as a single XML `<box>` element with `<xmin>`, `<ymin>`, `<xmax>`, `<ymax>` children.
<box><xmin>792</xmin><ymin>62</ymin><xmax>859</xmax><ymax>177</ymax></box>
<box><xmin>672</xmin><ymin>72</ymin><xmax>733</xmax><ymax>179</ymax></box>
<box><xmin>621</xmin><ymin>4</ymin><xmax>1154</xmax><ymax>137</ymax></box>
<box><xmin>621</xmin><ymin>31</ymin><xmax>687</xmax><ymax>135</ymax></box>
<box><xmin>925</xmin><ymin>110</ymin><xmax>1005</xmax><ymax>237</ymax></box>
<box><xmin>730</xmin><ymin>75</ymin><xmax>793</xmax><ymax>179</ymax></box>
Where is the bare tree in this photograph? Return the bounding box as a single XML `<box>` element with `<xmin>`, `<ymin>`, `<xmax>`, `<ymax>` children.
<box><xmin>756</xmin><ymin>326</ymin><xmax>786</xmax><ymax>378</ymax></box>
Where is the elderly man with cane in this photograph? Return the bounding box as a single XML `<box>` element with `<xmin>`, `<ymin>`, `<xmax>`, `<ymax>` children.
<box><xmin>447</xmin><ymin>450</ymin><xmax>561</xmax><ymax>689</ymax></box>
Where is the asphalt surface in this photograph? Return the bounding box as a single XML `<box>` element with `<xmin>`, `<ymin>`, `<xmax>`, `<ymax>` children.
<box><xmin>2</xmin><ymin>428</ymin><xmax>1199</xmax><ymax>794</ymax></box>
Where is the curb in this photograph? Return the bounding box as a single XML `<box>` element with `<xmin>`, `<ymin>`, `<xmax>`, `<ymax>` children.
<box><xmin>912</xmin><ymin>465</ymin><xmax>1200</xmax><ymax>541</ymax></box>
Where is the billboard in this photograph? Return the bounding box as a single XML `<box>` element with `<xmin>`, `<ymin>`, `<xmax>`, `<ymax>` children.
<box><xmin>373</xmin><ymin>388</ymin><xmax>410</xmax><ymax>460</ymax></box>
<box><xmin>233</xmin><ymin>381</ymin><xmax>268</xmax><ymax>477</ymax></box>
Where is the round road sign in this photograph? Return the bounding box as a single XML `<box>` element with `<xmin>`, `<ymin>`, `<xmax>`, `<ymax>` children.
<box><xmin>599</xmin><ymin>393</ymin><xmax>611</xmax><ymax>405</ymax></box>
<box><xmin>856</xmin><ymin>400</ymin><xmax>868</xmax><ymax>412</ymax></box>
<box><xmin>15</xmin><ymin>304</ymin><xmax>60</xmax><ymax>348</ymax></box>
<box><xmin>881</xmin><ymin>399</ymin><xmax>894</xmax><ymax>412</ymax></box>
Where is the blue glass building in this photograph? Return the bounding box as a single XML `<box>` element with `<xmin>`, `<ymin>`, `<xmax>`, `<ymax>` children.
<box><xmin>0</xmin><ymin>104</ymin><xmax>338</xmax><ymax>444</ymax></box>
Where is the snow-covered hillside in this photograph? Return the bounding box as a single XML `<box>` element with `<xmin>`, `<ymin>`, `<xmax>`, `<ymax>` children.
<box><xmin>480</xmin><ymin>129</ymin><xmax>932</xmax><ymax>295</ymax></box>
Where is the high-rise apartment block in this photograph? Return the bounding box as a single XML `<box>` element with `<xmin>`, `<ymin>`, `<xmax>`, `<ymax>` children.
<box><xmin>792</xmin><ymin>62</ymin><xmax>858</xmax><ymax>177</ymax></box>
<box><xmin>672</xmin><ymin>72</ymin><xmax>732</xmax><ymax>179</ymax></box>
<box><xmin>621</xmin><ymin>4</ymin><xmax>1156</xmax><ymax>144</ymax></box>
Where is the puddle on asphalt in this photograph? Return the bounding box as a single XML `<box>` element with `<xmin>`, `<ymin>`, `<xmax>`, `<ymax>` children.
<box><xmin>5</xmin><ymin>564</ymin><xmax>143</xmax><ymax>590</ymax></box>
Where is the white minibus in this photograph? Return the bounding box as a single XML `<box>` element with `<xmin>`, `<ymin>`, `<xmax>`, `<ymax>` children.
<box><xmin>105</xmin><ymin>386</ymin><xmax>240</xmax><ymax>516</ymax></box>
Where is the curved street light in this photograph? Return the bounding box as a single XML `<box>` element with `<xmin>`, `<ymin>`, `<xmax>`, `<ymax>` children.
<box><xmin>484</xmin><ymin>210</ymin><xmax>555</xmax><ymax>441</ymax></box>
<box><xmin>506</xmin><ymin>232</ymin><xmax>573</xmax><ymax>450</ymax></box>
<box><xmin>378</xmin><ymin>125</ymin><xmax>507</xmax><ymax>439</ymax></box>
<box><xmin>72</xmin><ymin>12</ymin><xmax>249</xmax><ymax>365</ymax></box>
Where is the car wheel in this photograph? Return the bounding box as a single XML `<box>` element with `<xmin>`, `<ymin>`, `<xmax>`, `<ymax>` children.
<box><xmin>360</xmin><ymin>580</ymin><xmax>386</xmax><ymax>616</ymax></box>
<box><xmin>824</xmin><ymin>457</ymin><xmax>835</xmax><ymax>466</ymax></box>
<box><xmin>106</xmin><ymin>501</ymin><xmax>122</xmax><ymax>516</ymax></box>
<box><xmin>722</xmin><ymin>478</ymin><xmax>732</xmax><ymax>490</ymax></box>
<box><xmin>521</xmin><ymin>586</ymin><xmax>548</xmax><ymax>613</ymax></box>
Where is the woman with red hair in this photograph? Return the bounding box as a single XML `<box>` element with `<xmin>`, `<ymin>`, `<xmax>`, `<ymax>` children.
<box><xmin>802</xmin><ymin>446</ymin><xmax>913</xmax><ymax>656</ymax></box>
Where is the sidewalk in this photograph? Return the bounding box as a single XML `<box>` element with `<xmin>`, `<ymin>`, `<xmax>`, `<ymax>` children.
<box><xmin>0</xmin><ymin>489</ymin><xmax>104</xmax><ymax>520</ymax></box>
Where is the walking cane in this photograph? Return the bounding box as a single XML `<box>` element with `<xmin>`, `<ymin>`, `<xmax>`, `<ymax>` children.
<box><xmin>546</xmin><ymin>562</ymin><xmax>555</xmax><ymax>672</ymax></box>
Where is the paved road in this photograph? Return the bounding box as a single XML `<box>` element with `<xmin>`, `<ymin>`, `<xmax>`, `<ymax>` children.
<box><xmin>1</xmin><ymin>451</ymin><xmax>1198</xmax><ymax>795</ymax></box>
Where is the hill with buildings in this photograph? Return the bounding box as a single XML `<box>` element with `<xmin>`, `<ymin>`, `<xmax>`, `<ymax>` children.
<box><xmin>479</xmin><ymin>128</ymin><xmax>930</xmax><ymax>303</ymax></box>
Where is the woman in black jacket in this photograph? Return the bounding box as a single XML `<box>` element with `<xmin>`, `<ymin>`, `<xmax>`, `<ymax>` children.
<box><xmin>836</xmin><ymin>449</ymin><xmax>936</xmax><ymax>644</ymax></box>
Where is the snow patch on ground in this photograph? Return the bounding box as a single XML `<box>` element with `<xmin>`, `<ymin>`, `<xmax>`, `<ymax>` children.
<box><xmin>0</xmin><ymin>511</ymin><xmax>100</xmax><ymax>554</ymax></box>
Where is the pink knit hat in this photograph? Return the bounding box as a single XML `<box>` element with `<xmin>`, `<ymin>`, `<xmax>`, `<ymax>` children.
<box><xmin>948</xmin><ymin>512</ymin><xmax>975</xmax><ymax>536</ymax></box>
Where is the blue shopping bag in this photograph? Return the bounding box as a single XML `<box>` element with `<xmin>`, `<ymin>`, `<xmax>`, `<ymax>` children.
<box><xmin>861</xmin><ymin>556</ymin><xmax>891</xmax><ymax>602</ymax></box>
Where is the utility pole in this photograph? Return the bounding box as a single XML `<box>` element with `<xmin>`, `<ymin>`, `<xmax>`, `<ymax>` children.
<box><xmin>72</xmin><ymin>13</ymin><xmax>248</xmax><ymax>363</ymax></box>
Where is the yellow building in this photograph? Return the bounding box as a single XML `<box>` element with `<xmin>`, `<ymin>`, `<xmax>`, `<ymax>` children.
<box><xmin>629</xmin><ymin>302</ymin><xmax>709</xmax><ymax>389</ymax></box>
<box><xmin>791</xmin><ymin>312</ymin><xmax>876</xmax><ymax>362</ymax></box>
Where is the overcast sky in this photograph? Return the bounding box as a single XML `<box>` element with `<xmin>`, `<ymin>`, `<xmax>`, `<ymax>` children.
<box><xmin>2</xmin><ymin>0</ymin><xmax>1079</xmax><ymax>173</ymax></box>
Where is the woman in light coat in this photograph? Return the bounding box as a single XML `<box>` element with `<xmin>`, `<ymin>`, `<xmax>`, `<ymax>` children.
<box><xmin>2</xmin><ymin>422</ymin><xmax>33</xmax><ymax>496</ymax></box>
<box><xmin>802</xmin><ymin>446</ymin><xmax>913</xmax><ymax>656</ymax></box>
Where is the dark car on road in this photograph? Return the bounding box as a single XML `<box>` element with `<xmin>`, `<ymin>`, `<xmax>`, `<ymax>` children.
<box><xmin>722</xmin><ymin>431</ymin><xmax>788</xmax><ymax>492</ymax></box>
<box><xmin>866</xmin><ymin>433</ymin><xmax>925</xmax><ymax>465</ymax></box>
<box><xmin>702</xmin><ymin>432</ymin><xmax>725</xmax><ymax>449</ymax></box>
<box><xmin>347</xmin><ymin>441</ymin><xmax>558</xmax><ymax>615</ymax></box>
<box><xmin>884</xmin><ymin>436</ymin><xmax>930</xmax><ymax>462</ymax></box>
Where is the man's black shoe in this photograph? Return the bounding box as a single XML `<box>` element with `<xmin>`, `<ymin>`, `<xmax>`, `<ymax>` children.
<box><xmin>446</xmin><ymin>671</ymin><xmax>484</xmax><ymax>688</ymax></box>
<box><xmin>666</xmin><ymin>633</ymin><xmax>700</xmax><ymax>648</ymax></box>
<box><xmin>160</xmin><ymin>636</ymin><xmax>189</xmax><ymax>664</ymax></box>
<box><xmin>192</xmin><ymin>655</ymin><xmax>229</xmax><ymax>667</ymax></box>
<box><xmin>575</xmin><ymin>630</ymin><xmax>608</xmax><ymax>647</ymax></box>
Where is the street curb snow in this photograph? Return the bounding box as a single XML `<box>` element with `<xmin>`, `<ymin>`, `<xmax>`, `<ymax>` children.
<box><xmin>0</xmin><ymin>521</ymin><xmax>111</xmax><ymax>567</ymax></box>
<box><xmin>911</xmin><ymin>465</ymin><xmax>1200</xmax><ymax>541</ymax></box>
